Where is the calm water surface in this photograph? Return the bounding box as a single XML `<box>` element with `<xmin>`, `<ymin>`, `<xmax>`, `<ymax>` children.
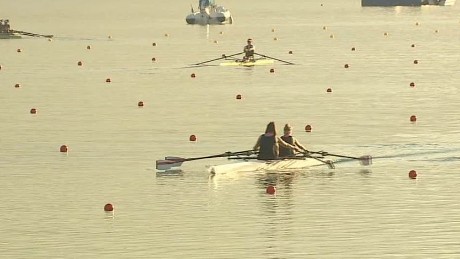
<box><xmin>1</xmin><ymin>0</ymin><xmax>460</xmax><ymax>258</ymax></box>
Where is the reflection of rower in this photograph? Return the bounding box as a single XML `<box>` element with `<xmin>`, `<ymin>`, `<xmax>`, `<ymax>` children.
<box><xmin>243</xmin><ymin>38</ymin><xmax>255</xmax><ymax>62</ymax></box>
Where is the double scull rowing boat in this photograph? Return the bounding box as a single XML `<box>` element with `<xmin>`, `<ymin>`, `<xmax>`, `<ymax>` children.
<box><xmin>207</xmin><ymin>157</ymin><xmax>329</xmax><ymax>174</ymax></box>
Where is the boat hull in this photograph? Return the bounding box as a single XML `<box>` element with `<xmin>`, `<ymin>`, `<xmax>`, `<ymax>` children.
<box><xmin>362</xmin><ymin>0</ymin><xmax>455</xmax><ymax>6</ymax></box>
<box><xmin>220</xmin><ymin>59</ymin><xmax>274</xmax><ymax>67</ymax></box>
<box><xmin>208</xmin><ymin>158</ymin><xmax>327</xmax><ymax>174</ymax></box>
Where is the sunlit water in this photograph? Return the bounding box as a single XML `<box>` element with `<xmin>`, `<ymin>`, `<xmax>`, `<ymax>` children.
<box><xmin>1</xmin><ymin>0</ymin><xmax>460</xmax><ymax>258</ymax></box>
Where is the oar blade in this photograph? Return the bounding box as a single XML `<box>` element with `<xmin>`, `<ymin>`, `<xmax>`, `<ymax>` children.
<box><xmin>359</xmin><ymin>155</ymin><xmax>372</xmax><ymax>166</ymax></box>
<box><xmin>156</xmin><ymin>159</ymin><xmax>183</xmax><ymax>170</ymax></box>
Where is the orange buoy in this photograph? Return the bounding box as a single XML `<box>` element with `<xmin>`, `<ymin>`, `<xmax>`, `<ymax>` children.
<box><xmin>59</xmin><ymin>145</ymin><xmax>68</xmax><ymax>152</ymax></box>
<box><xmin>351</xmin><ymin>47</ymin><xmax>356</xmax><ymax>51</ymax></box>
<box><xmin>106</xmin><ymin>78</ymin><xmax>111</xmax><ymax>83</ymax></box>
<box><xmin>434</xmin><ymin>29</ymin><xmax>439</xmax><ymax>33</ymax></box>
<box><xmin>413</xmin><ymin>60</ymin><xmax>418</xmax><ymax>64</ymax></box>
<box><xmin>415</xmin><ymin>22</ymin><xmax>419</xmax><ymax>26</ymax></box>
<box><xmin>220</xmin><ymin>31</ymin><xmax>224</xmax><ymax>34</ymax></box>
<box><xmin>410</xmin><ymin>82</ymin><xmax>415</xmax><ymax>87</ymax></box>
<box><xmin>411</xmin><ymin>44</ymin><xmax>415</xmax><ymax>48</ymax></box>
<box><xmin>408</xmin><ymin>170</ymin><xmax>417</xmax><ymax>179</ymax></box>
<box><xmin>272</xmin><ymin>28</ymin><xmax>275</xmax><ymax>32</ymax></box>
<box><xmin>104</xmin><ymin>203</ymin><xmax>114</xmax><ymax>212</ymax></box>
<box><xmin>288</xmin><ymin>50</ymin><xmax>293</xmax><ymax>54</ymax></box>
<box><xmin>152</xmin><ymin>57</ymin><xmax>156</xmax><ymax>62</ymax></box>
<box><xmin>323</xmin><ymin>26</ymin><xmax>327</xmax><ymax>30</ymax></box>
<box><xmin>86</xmin><ymin>45</ymin><xmax>91</xmax><ymax>50</ymax></box>
<box><xmin>191</xmin><ymin>73</ymin><xmax>196</xmax><ymax>78</ymax></box>
<box><xmin>30</xmin><ymin>108</ymin><xmax>37</xmax><ymax>114</ymax></box>
<box><xmin>384</xmin><ymin>32</ymin><xmax>388</xmax><ymax>36</ymax></box>
<box><xmin>15</xmin><ymin>83</ymin><xmax>20</xmax><ymax>88</ymax></box>
<box><xmin>214</xmin><ymin>40</ymin><xmax>218</xmax><ymax>44</ymax></box>
<box><xmin>164</xmin><ymin>33</ymin><xmax>169</xmax><ymax>37</ymax></box>
<box><xmin>305</xmin><ymin>125</ymin><xmax>312</xmax><ymax>132</ymax></box>
<box><xmin>266</xmin><ymin>185</ymin><xmax>276</xmax><ymax>195</ymax></box>
<box><xmin>236</xmin><ymin>94</ymin><xmax>242</xmax><ymax>100</ymax></box>
<box><xmin>326</xmin><ymin>88</ymin><xmax>332</xmax><ymax>93</ymax></box>
<box><xmin>410</xmin><ymin>115</ymin><xmax>417</xmax><ymax>122</ymax></box>
<box><xmin>344</xmin><ymin>64</ymin><xmax>349</xmax><ymax>68</ymax></box>
<box><xmin>273</xmin><ymin>37</ymin><xmax>278</xmax><ymax>41</ymax></box>
<box><xmin>138</xmin><ymin>101</ymin><xmax>144</xmax><ymax>107</ymax></box>
<box><xmin>152</xmin><ymin>42</ymin><xmax>157</xmax><ymax>46</ymax></box>
<box><xmin>189</xmin><ymin>135</ymin><xmax>197</xmax><ymax>142</ymax></box>
<box><xmin>269</xmin><ymin>68</ymin><xmax>275</xmax><ymax>73</ymax></box>
<box><xmin>77</xmin><ymin>61</ymin><xmax>83</xmax><ymax>66</ymax></box>
<box><xmin>329</xmin><ymin>34</ymin><xmax>334</xmax><ymax>38</ymax></box>
<box><xmin>17</xmin><ymin>48</ymin><xmax>22</xmax><ymax>53</ymax></box>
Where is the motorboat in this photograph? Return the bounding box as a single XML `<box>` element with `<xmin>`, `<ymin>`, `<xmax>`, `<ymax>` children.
<box><xmin>186</xmin><ymin>0</ymin><xmax>233</xmax><ymax>25</ymax></box>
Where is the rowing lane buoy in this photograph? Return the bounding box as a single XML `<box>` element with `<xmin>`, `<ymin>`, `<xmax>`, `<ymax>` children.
<box><xmin>189</xmin><ymin>135</ymin><xmax>197</xmax><ymax>142</ymax></box>
<box><xmin>409</xmin><ymin>170</ymin><xmax>417</xmax><ymax>179</ymax></box>
<box><xmin>266</xmin><ymin>185</ymin><xmax>276</xmax><ymax>195</ymax></box>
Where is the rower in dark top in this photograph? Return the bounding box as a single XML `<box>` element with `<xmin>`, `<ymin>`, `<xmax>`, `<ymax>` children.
<box><xmin>242</xmin><ymin>38</ymin><xmax>255</xmax><ymax>62</ymax></box>
<box><xmin>253</xmin><ymin>122</ymin><xmax>300</xmax><ymax>160</ymax></box>
<box><xmin>279</xmin><ymin>124</ymin><xmax>307</xmax><ymax>158</ymax></box>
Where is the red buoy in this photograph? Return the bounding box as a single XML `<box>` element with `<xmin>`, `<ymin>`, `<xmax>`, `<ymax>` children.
<box><xmin>266</xmin><ymin>185</ymin><xmax>276</xmax><ymax>195</ymax></box>
<box><xmin>326</xmin><ymin>88</ymin><xmax>332</xmax><ymax>93</ymax></box>
<box><xmin>305</xmin><ymin>125</ymin><xmax>312</xmax><ymax>132</ymax></box>
<box><xmin>152</xmin><ymin>43</ymin><xmax>157</xmax><ymax>46</ymax></box>
<box><xmin>191</xmin><ymin>73</ymin><xmax>196</xmax><ymax>78</ymax></box>
<box><xmin>189</xmin><ymin>135</ymin><xmax>197</xmax><ymax>141</ymax></box>
<box><xmin>106</xmin><ymin>78</ymin><xmax>111</xmax><ymax>83</ymax></box>
<box><xmin>288</xmin><ymin>50</ymin><xmax>293</xmax><ymax>54</ymax></box>
<box><xmin>351</xmin><ymin>47</ymin><xmax>356</xmax><ymax>51</ymax></box>
<box><xmin>30</xmin><ymin>108</ymin><xmax>37</xmax><ymax>114</ymax></box>
<box><xmin>410</xmin><ymin>82</ymin><xmax>415</xmax><ymax>87</ymax></box>
<box><xmin>15</xmin><ymin>83</ymin><xmax>20</xmax><ymax>88</ymax></box>
<box><xmin>236</xmin><ymin>94</ymin><xmax>242</xmax><ymax>100</ymax></box>
<box><xmin>152</xmin><ymin>57</ymin><xmax>156</xmax><ymax>62</ymax></box>
<box><xmin>138</xmin><ymin>101</ymin><xmax>144</xmax><ymax>107</ymax></box>
<box><xmin>413</xmin><ymin>60</ymin><xmax>419</xmax><ymax>64</ymax></box>
<box><xmin>17</xmin><ymin>48</ymin><xmax>22</xmax><ymax>53</ymax></box>
<box><xmin>77</xmin><ymin>61</ymin><xmax>83</xmax><ymax>66</ymax></box>
<box><xmin>104</xmin><ymin>203</ymin><xmax>114</xmax><ymax>212</ymax></box>
<box><xmin>411</xmin><ymin>44</ymin><xmax>415</xmax><ymax>48</ymax></box>
<box><xmin>269</xmin><ymin>68</ymin><xmax>275</xmax><ymax>73</ymax></box>
<box><xmin>410</xmin><ymin>115</ymin><xmax>417</xmax><ymax>122</ymax></box>
<box><xmin>86</xmin><ymin>45</ymin><xmax>91</xmax><ymax>50</ymax></box>
<box><xmin>344</xmin><ymin>64</ymin><xmax>349</xmax><ymax>68</ymax></box>
<box><xmin>60</xmin><ymin>145</ymin><xmax>68</xmax><ymax>152</ymax></box>
<box><xmin>409</xmin><ymin>170</ymin><xmax>417</xmax><ymax>179</ymax></box>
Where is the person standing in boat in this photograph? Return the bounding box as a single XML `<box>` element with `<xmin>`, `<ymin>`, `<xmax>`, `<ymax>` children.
<box><xmin>253</xmin><ymin>122</ymin><xmax>301</xmax><ymax>160</ymax></box>
<box><xmin>279</xmin><ymin>124</ymin><xmax>308</xmax><ymax>158</ymax></box>
<box><xmin>243</xmin><ymin>38</ymin><xmax>255</xmax><ymax>62</ymax></box>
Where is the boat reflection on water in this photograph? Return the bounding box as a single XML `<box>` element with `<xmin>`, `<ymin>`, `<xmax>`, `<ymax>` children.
<box><xmin>0</xmin><ymin>19</ymin><xmax>21</xmax><ymax>39</ymax></box>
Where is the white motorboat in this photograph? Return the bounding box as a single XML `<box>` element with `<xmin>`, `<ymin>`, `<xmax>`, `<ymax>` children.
<box><xmin>186</xmin><ymin>0</ymin><xmax>233</xmax><ymax>25</ymax></box>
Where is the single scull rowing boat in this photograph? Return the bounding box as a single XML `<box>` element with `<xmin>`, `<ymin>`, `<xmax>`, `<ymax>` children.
<box><xmin>220</xmin><ymin>58</ymin><xmax>274</xmax><ymax>67</ymax></box>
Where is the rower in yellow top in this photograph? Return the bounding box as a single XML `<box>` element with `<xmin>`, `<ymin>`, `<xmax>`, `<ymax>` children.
<box><xmin>242</xmin><ymin>38</ymin><xmax>255</xmax><ymax>62</ymax></box>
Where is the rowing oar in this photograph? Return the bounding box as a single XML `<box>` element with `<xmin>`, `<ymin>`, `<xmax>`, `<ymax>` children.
<box><xmin>193</xmin><ymin>52</ymin><xmax>244</xmax><ymax>66</ymax></box>
<box><xmin>11</xmin><ymin>30</ymin><xmax>53</xmax><ymax>38</ymax></box>
<box><xmin>301</xmin><ymin>152</ymin><xmax>335</xmax><ymax>169</ymax></box>
<box><xmin>310</xmin><ymin>151</ymin><xmax>372</xmax><ymax>166</ymax></box>
<box><xmin>156</xmin><ymin>149</ymin><xmax>255</xmax><ymax>170</ymax></box>
<box><xmin>254</xmin><ymin>52</ymin><xmax>295</xmax><ymax>65</ymax></box>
